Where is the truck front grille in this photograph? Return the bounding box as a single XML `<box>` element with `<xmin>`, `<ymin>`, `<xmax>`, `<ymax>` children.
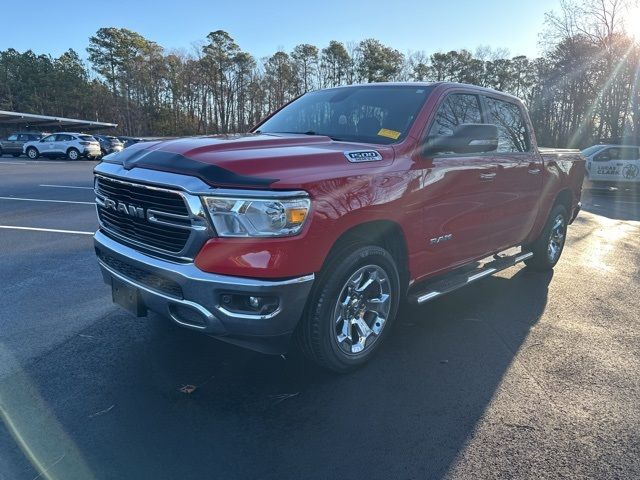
<box><xmin>95</xmin><ymin>175</ymin><xmax>193</xmax><ymax>255</ymax></box>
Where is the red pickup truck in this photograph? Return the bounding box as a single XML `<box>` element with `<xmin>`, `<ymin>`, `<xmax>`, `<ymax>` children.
<box><xmin>93</xmin><ymin>82</ymin><xmax>585</xmax><ymax>371</ymax></box>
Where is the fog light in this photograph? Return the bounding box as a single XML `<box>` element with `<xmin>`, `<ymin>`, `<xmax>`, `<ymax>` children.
<box><xmin>218</xmin><ymin>293</ymin><xmax>279</xmax><ymax>316</ymax></box>
<box><xmin>248</xmin><ymin>296</ymin><xmax>260</xmax><ymax>308</ymax></box>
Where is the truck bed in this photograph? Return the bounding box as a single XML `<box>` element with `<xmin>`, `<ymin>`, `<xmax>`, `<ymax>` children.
<box><xmin>539</xmin><ymin>147</ymin><xmax>583</xmax><ymax>160</ymax></box>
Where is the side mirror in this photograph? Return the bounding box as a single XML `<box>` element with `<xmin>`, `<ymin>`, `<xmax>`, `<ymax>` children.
<box><xmin>423</xmin><ymin>123</ymin><xmax>498</xmax><ymax>156</ymax></box>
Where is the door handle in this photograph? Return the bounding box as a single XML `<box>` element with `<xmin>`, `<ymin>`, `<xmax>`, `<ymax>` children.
<box><xmin>479</xmin><ymin>172</ymin><xmax>497</xmax><ymax>180</ymax></box>
<box><xmin>528</xmin><ymin>168</ymin><xmax>541</xmax><ymax>175</ymax></box>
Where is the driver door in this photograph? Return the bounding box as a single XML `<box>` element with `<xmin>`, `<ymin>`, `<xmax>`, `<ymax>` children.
<box><xmin>5</xmin><ymin>134</ymin><xmax>19</xmax><ymax>153</ymax></box>
<box><xmin>40</xmin><ymin>134</ymin><xmax>57</xmax><ymax>153</ymax></box>
<box><xmin>416</xmin><ymin>93</ymin><xmax>499</xmax><ymax>276</ymax></box>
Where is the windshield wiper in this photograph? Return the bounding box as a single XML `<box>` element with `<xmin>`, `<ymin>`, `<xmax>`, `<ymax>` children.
<box><xmin>268</xmin><ymin>131</ymin><xmax>343</xmax><ymax>141</ymax></box>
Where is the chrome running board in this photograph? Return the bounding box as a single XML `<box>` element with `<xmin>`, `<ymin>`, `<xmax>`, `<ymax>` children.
<box><xmin>411</xmin><ymin>249</ymin><xmax>534</xmax><ymax>304</ymax></box>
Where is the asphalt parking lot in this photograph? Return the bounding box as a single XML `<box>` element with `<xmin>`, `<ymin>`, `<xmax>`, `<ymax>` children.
<box><xmin>0</xmin><ymin>155</ymin><xmax>639</xmax><ymax>480</ymax></box>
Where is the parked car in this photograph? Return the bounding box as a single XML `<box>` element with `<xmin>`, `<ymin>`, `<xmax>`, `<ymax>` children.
<box><xmin>117</xmin><ymin>136</ymin><xmax>144</xmax><ymax>148</ymax></box>
<box><xmin>93</xmin><ymin>82</ymin><xmax>585</xmax><ymax>372</ymax></box>
<box><xmin>0</xmin><ymin>132</ymin><xmax>44</xmax><ymax>157</ymax></box>
<box><xmin>581</xmin><ymin>144</ymin><xmax>640</xmax><ymax>185</ymax></box>
<box><xmin>23</xmin><ymin>132</ymin><xmax>101</xmax><ymax>160</ymax></box>
<box><xmin>94</xmin><ymin>135</ymin><xmax>124</xmax><ymax>156</ymax></box>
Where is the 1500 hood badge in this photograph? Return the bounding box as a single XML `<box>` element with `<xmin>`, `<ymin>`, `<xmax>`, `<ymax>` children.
<box><xmin>344</xmin><ymin>150</ymin><xmax>383</xmax><ymax>163</ymax></box>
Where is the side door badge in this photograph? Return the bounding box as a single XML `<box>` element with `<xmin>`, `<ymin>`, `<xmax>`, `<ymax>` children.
<box><xmin>430</xmin><ymin>234</ymin><xmax>453</xmax><ymax>245</ymax></box>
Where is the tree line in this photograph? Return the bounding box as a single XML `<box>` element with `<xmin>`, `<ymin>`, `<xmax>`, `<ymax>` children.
<box><xmin>0</xmin><ymin>0</ymin><xmax>638</xmax><ymax>148</ymax></box>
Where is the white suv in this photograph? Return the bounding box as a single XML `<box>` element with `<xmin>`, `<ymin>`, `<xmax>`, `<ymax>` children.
<box><xmin>23</xmin><ymin>132</ymin><xmax>101</xmax><ymax>160</ymax></box>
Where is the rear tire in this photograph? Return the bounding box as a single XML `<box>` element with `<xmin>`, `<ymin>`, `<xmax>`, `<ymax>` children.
<box><xmin>26</xmin><ymin>147</ymin><xmax>39</xmax><ymax>159</ymax></box>
<box><xmin>524</xmin><ymin>204</ymin><xmax>568</xmax><ymax>271</ymax></box>
<box><xmin>296</xmin><ymin>244</ymin><xmax>400</xmax><ymax>372</ymax></box>
<box><xmin>67</xmin><ymin>148</ymin><xmax>80</xmax><ymax>160</ymax></box>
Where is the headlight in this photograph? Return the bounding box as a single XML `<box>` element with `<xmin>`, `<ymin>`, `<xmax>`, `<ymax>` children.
<box><xmin>202</xmin><ymin>195</ymin><xmax>311</xmax><ymax>237</ymax></box>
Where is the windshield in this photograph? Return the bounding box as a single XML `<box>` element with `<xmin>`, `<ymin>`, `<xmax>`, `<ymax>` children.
<box><xmin>256</xmin><ymin>85</ymin><xmax>434</xmax><ymax>145</ymax></box>
<box><xmin>581</xmin><ymin>145</ymin><xmax>606</xmax><ymax>156</ymax></box>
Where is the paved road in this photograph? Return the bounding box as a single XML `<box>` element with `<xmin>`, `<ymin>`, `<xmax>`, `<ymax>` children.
<box><xmin>0</xmin><ymin>155</ymin><xmax>639</xmax><ymax>479</ymax></box>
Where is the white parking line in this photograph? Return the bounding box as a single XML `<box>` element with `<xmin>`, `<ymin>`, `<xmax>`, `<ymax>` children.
<box><xmin>0</xmin><ymin>196</ymin><xmax>95</xmax><ymax>205</ymax></box>
<box><xmin>0</xmin><ymin>225</ymin><xmax>94</xmax><ymax>235</ymax></box>
<box><xmin>40</xmin><ymin>184</ymin><xmax>94</xmax><ymax>190</ymax></box>
<box><xmin>0</xmin><ymin>160</ymin><xmax>90</xmax><ymax>165</ymax></box>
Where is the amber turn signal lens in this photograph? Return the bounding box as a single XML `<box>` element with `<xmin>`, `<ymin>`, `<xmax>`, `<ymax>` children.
<box><xmin>287</xmin><ymin>207</ymin><xmax>308</xmax><ymax>224</ymax></box>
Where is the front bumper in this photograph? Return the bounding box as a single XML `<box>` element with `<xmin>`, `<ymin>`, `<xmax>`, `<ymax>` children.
<box><xmin>94</xmin><ymin>230</ymin><xmax>314</xmax><ymax>353</ymax></box>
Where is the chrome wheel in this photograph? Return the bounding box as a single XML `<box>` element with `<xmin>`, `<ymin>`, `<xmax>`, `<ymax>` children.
<box><xmin>27</xmin><ymin>148</ymin><xmax>38</xmax><ymax>159</ymax></box>
<box><xmin>333</xmin><ymin>264</ymin><xmax>392</xmax><ymax>355</ymax></box>
<box><xmin>68</xmin><ymin>149</ymin><xmax>79</xmax><ymax>160</ymax></box>
<box><xmin>547</xmin><ymin>214</ymin><xmax>566</xmax><ymax>263</ymax></box>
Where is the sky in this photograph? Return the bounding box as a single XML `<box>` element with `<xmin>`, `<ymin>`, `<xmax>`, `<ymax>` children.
<box><xmin>0</xmin><ymin>0</ymin><xmax>561</xmax><ymax>60</ymax></box>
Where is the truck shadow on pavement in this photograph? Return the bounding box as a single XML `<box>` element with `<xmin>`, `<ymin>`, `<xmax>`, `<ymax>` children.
<box><xmin>0</xmin><ymin>267</ymin><xmax>552</xmax><ymax>479</ymax></box>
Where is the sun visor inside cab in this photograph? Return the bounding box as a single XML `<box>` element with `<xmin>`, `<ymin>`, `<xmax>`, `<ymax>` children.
<box><xmin>106</xmin><ymin>147</ymin><xmax>279</xmax><ymax>188</ymax></box>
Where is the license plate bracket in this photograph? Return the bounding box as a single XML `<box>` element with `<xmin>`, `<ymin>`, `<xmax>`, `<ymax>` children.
<box><xmin>112</xmin><ymin>278</ymin><xmax>147</xmax><ymax>317</ymax></box>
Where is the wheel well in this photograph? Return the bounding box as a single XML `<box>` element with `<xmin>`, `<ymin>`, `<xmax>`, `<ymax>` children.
<box><xmin>325</xmin><ymin>220</ymin><xmax>409</xmax><ymax>291</ymax></box>
<box><xmin>67</xmin><ymin>147</ymin><xmax>79</xmax><ymax>153</ymax></box>
<box><xmin>554</xmin><ymin>188</ymin><xmax>572</xmax><ymax>212</ymax></box>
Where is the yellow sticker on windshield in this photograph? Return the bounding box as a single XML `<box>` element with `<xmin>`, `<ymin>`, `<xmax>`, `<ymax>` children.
<box><xmin>377</xmin><ymin>128</ymin><xmax>401</xmax><ymax>140</ymax></box>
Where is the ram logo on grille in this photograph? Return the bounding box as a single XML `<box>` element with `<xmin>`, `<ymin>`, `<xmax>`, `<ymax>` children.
<box><xmin>103</xmin><ymin>197</ymin><xmax>145</xmax><ymax>219</ymax></box>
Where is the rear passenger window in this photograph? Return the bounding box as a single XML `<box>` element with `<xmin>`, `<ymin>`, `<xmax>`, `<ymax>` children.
<box><xmin>600</xmin><ymin>147</ymin><xmax>640</xmax><ymax>160</ymax></box>
<box><xmin>484</xmin><ymin>97</ymin><xmax>529</xmax><ymax>152</ymax></box>
<box><xmin>617</xmin><ymin>147</ymin><xmax>639</xmax><ymax>160</ymax></box>
<box><xmin>428</xmin><ymin>94</ymin><xmax>482</xmax><ymax>137</ymax></box>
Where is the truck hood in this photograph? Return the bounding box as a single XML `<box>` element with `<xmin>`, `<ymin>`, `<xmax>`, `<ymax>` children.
<box><xmin>102</xmin><ymin>133</ymin><xmax>395</xmax><ymax>189</ymax></box>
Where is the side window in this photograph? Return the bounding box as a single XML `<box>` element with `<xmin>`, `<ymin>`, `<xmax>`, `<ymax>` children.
<box><xmin>41</xmin><ymin>135</ymin><xmax>56</xmax><ymax>143</ymax></box>
<box><xmin>56</xmin><ymin>134</ymin><xmax>71</xmax><ymax>142</ymax></box>
<box><xmin>596</xmin><ymin>148</ymin><xmax>620</xmax><ymax>161</ymax></box>
<box><xmin>428</xmin><ymin>94</ymin><xmax>482</xmax><ymax>137</ymax></box>
<box><xmin>18</xmin><ymin>134</ymin><xmax>29</xmax><ymax>141</ymax></box>
<box><xmin>484</xmin><ymin>97</ymin><xmax>529</xmax><ymax>153</ymax></box>
<box><xmin>7</xmin><ymin>134</ymin><xmax>18</xmax><ymax>141</ymax></box>
<box><xmin>618</xmin><ymin>147</ymin><xmax>640</xmax><ymax>160</ymax></box>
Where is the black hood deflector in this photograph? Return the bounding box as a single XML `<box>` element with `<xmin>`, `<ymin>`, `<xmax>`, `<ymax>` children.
<box><xmin>111</xmin><ymin>147</ymin><xmax>279</xmax><ymax>188</ymax></box>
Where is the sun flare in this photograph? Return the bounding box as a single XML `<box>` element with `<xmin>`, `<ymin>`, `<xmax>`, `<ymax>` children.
<box><xmin>627</xmin><ymin>6</ymin><xmax>640</xmax><ymax>39</ymax></box>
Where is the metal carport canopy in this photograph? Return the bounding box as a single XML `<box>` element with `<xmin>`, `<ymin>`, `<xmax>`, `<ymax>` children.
<box><xmin>0</xmin><ymin>110</ymin><xmax>117</xmax><ymax>131</ymax></box>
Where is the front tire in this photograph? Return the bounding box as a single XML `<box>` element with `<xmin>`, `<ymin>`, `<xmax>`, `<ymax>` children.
<box><xmin>296</xmin><ymin>244</ymin><xmax>400</xmax><ymax>372</ymax></box>
<box><xmin>26</xmin><ymin>147</ymin><xmax>39</xmax><ymax>159</ymax></box>
<box><xmin>67</xmin><ymin>148</ymin><xmax>80</xmax><ymax>160</ymax></box>
<box><xmin>525</xmin><ymin>204</ymin><xmax>568</xmax><ymax>271</ymax></box>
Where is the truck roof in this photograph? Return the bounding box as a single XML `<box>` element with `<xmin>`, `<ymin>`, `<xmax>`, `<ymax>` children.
<box><xmin>321</xmin><ymin>81</ymin><xmax>525</xmax><ymax>103</ymax></box>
